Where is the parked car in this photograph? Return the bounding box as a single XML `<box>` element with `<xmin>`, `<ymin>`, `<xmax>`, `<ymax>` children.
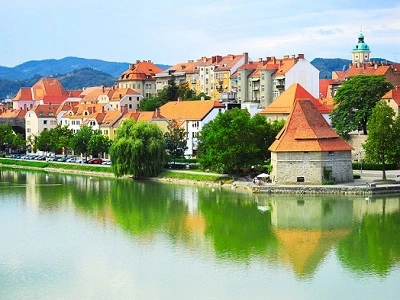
<box><xmin>75</xmin><ymin>158</ymin><xmax>87</xmax><ymax>164</ymax></box>
<box><xmin>87</xmin><ymin>158</ymin><xmax>103</xmax><ymax>164</ymax></box>
<box><xmin>66</xmin><ymin>157</ymin><xmax>77</xmax><ymax>163</ymax></box>
<box><xmin>102</xmin><ymin>160</ymin><xmax>111</xmax><ymax>165</ymax></box>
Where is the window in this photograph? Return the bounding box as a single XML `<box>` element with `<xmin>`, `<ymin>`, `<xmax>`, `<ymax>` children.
<box><xmin>27</xmin><ymin>128</ymin><xmax>31</xmax><ymax>133</ymax></box>
<box><xmin>43</xmin><ymin>120</ymin><xmax>47</xmax><ymax>125</ymax></box>
<box><xmin>261</xmin><ymin>85</ymin><xmax>265</xmax><ymax>91</ymax></box>
<box><xmin>129</xmin><ymin>104</ymin><xmax>132</xmax><ymax>109</ymax></box>
<box><xmin>129</xmin><ymin>97</ymin><xmax>132</xmax><ymax>101</ymax></box>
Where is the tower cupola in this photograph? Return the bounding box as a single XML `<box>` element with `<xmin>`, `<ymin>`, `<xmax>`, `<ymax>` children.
<box><xmin>351</xmin><ymin>31</ymin><xmax>371</xmax><ymax>64</ymax></box>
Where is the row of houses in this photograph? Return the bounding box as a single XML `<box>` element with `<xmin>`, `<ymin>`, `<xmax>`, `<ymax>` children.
<box><xmin>1</xmin><ymin>31</ymin><xmax>400</xmax><ymax>184</ymax></box>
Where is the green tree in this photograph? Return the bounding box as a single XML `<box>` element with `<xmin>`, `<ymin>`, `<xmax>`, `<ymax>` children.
<box><xmin>35</xmin><ymin>129</ymin><xmax>54</xmax><ymax>152</ymax></box>
<box><xmin>70</xmin><ymin>125</ymin><xmax>95</xmax><ymax>158</ymax></box>
<box><xmin>0</xmin><ymin>123</ymin><xmax>19</xmax><ymax>153</ymax></box>
<box><xmin>140</xmin><ymin>96</ymin><xmax>162</xmax><ymax>111</ymax></box>
<box><xmin>52</xmin><ymin>125</ymin><xmax>73</xmax><ymax>154</ymax></box>
<box><xmin>363</xmin><ymin>100</ymin><xmax>400</xmax><ymax>180</ymax></box>
<box><xmin>109</xmin><ymin>119</ymin><xmax>166</xmax><ymax>178</ymax></box>
<box><xmin>35</xmin><ymin>125</ymin><xmax>73</xmax><ymax>154</ymax></box>
<box><xmin>88</xmin><ymin>134</ymin><xmax>112</xmax><ymax>157</ymax></box>
<box><xmin>197</xmin><ymin>108</ymin><xmax>284</xmax><ymax>174</ymax></box>
<box><xmin>331</xmin><ymin>75</ymin><xmax>393</xmax><ymax>138</ymax></box>
<box><xmin>11</xmin><ymin>133</ymin><xmax>26</xmax><ymax>153</ymax></box>
<box><xmin>164</xmin><ymin>119</ymin><xmax>188</xmax><ymax>165</ymax></box>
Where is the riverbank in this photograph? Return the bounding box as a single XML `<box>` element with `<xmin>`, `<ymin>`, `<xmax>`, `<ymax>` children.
<box><xmin>1</xmin><ymin>158</ymin><xmax>400</xmax><ymax>195</ymax></box>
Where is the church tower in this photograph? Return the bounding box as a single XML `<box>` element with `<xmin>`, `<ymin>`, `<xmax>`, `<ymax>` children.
<box><xmin>351</xmin><ymin>31</ymin><xmax>371</xmax><ymax>64</ymax></box>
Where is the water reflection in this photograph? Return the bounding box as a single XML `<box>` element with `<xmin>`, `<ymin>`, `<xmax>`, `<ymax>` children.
<box><xmin>1</xmin><ymin>170</ymin><xmax>400</xmax><ymax>281</ymax></box>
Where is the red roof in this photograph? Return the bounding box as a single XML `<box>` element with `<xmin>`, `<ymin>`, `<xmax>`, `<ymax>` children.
<box><xmin>269</xmin><ymin>99</ymin><xmax>353</xmax><ymax>152</ymax></box>
<box><xmin>382</xmin><ymin>89</ymin><xmax>400</xmax><ymax>106</ymax></box>
<box><xmin>260</xmin><ymin>83</ymin><xmax>330</xmax><ymax>115</ymax></box>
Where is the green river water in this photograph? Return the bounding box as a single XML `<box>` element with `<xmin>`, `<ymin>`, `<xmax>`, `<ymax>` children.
<box><xmin>0</xmin><ymin>169</ymin><xmax>399</xmax><ymax>299</ymax></box>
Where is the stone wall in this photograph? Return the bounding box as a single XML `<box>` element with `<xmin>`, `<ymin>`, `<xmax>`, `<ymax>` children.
<box><xmin>270</xmin><ymin>150</ymin><xmax>353</xmax><ymax>185</ymax></box>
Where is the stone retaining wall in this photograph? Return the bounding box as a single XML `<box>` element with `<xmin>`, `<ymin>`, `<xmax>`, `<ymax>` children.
<box><xmin>252</xmin><ymin>184</ymin><xmax>400</xmax><ymax>195</ymax></box>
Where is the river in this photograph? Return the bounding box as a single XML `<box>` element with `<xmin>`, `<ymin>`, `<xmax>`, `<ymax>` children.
<box><xmin>1</xmin><ymin>169</ymin><xmax>399</xmax><ymax>299</ymax></box>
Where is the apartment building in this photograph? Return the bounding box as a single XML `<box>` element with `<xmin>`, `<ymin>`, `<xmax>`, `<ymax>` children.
<box><xmin>118</xmin><ymin>60</ymin><xmax>163</xmax><ymax>98</ymax></box>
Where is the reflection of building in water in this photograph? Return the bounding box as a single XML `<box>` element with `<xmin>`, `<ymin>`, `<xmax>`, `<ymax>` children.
<box><xmin>352</xmin><ymin>197</ymin><xmax>400</xmax><ymax>221</ymax></box>
<box><xmin>25</xmin><ymin>172</ymin><xmax>41</xmax><ymax>212</ymax></box>
<box><xmin>270</xmin><ymin>198</ymin><xmax>353</xmax><ymax>278</ymax></box>
<box><xmin>172</xmin><ymin>186</ymin><xmax>200</xmax><ymax>214</ymax></box>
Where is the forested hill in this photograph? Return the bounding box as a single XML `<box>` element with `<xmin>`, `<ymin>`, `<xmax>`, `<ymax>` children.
<box><xmin>310</xmin><ymin>58</ymin><xmax>351</xmax><ymax>79</ymax></box>
<box><xmin>310</xmin><ymin>57</ymin><xmax>389</xmax><ymax>79</ymax></box>
<box><xmin>0</xmin><ymin>68</ymin><xmax>117</xmax><ymax>99</ymax></box>
<box><xmin>0</xmin><ymin>56</ymin><xmax>390</xmax><ymax>100</ymax></box>
<box><xmin>0</xmin><ymin>56</ymin><xmax>170</xmax><ymax>80</ymax></box>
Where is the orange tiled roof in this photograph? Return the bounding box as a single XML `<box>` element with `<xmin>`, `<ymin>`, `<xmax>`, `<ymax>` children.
<box><xmin>382</xmin><ymin>89</ymin><xmax>400</xmax><ymax>106</ymax></box>
<box><xmin>214</xmin><ymin>54</ymin><xmax>245</xmax><ymax>71</ymax></box>
<box><xmin>42</xmin><ymin>95</ymin><xmax>69</xmax><ymax>105</ymax></box>
<box><xmin>260</xmin><ymin>83</ymin><xmax>330</xmax><ymax>115</ymax></box>
<box><xmin>32</xmin><ymin>78</ymin><xmax>68</xmax><ymax>99</ymax></box>
<box><xmin>167</xmin><ymin>61</ymin><xmax>196</xmax><ymax>73</ymax></box>
<box><xmin>319</xmin><ymin>79</ymin><xmax>334</xmax><ymax>98</ymax></box>
<box><xmin>334</xmin><ymin>63</ymin><xmax>391</xmax><ymax>82</ymax></box>
<box><xmin>318</xmin><ymin>97</ymin><xmax>335</xmax><ymax>114</ymax></box>
<box><xmin>13</xmin><ymin>78</ymin><xmax>68</xmax><ymax>101</ymax></box>
<box><xmin>0</xmin><ymin>108</ymin><xmax>26</xmax><ymax>119</ymax></box>
<box><xmin>160</xmin><ymin>100</ymin><xmax>225</xmax><ymax>121</ymax></box>
<box><xmin>56</xmin><ymin>101</ymin><xmax>79</xmax><ymax>116</ymax></box>
<box><xmin>114</xmin><ymin>110</ymin><xmax>163</xmax><ymax>127</ymax></box>
<box><xmin>269</xmin><ymin>99</ymin><xmax>353</xmax><ymax>152</ymax></box>
<box><xmin>13</xmin><ymin>87</ymin><xmax>33</xmax><ymax>101</ymax></box>
<box><xmin>99</xmin><ymin>110</ymin><xmax>123</xmax><ymax>127</ymax></box>
<box><xmin>66</xmin><ymin>90</ymin><xmax>83</xmax><ymax>97</ymax></box>
<box><xmin>110</xmin><ymin>88</ymin><xmax>139</xmax><ymax>101</ymax></box>
<box><xmin>32</xmin><ymin>104</ymin><xmax>59</xmax><ymax>118</ymax></box>
<box><xmin>119</xmin><ymin>60</ymin><xmax>163</xmax><ymax>81</ymax></box>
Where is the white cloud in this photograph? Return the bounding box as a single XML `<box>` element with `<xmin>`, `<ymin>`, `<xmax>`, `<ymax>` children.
<box><xmin>1</xmin><ymin>1</ymin><xmax>400</xmax><ymax>66</ymax></box>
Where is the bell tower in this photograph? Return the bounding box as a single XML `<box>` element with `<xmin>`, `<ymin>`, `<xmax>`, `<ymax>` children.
<box><xmin>351</xmin><ymin>31</ymin><xmax>371</xmax><ymax>64</ymax></box>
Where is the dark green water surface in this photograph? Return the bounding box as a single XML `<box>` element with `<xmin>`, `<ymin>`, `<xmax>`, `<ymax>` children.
<box><xmin>1</xmin><ymin>170</ymin><xmax>400</xmax><ymax>299</ymax></box>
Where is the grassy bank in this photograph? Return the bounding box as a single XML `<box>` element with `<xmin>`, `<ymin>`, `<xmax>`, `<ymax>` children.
<box><xmin>159</xmin><ymin>170</ymin><xmax>232</xmax><ymax>184</ymax></box>
<box><xmin>0</xmin><ymin>158</ymin><xmax>231</xmax><ymax>184</ymax></box>
<box><xmin>0</xmin><ymin>158</ymin><xmax>114</xmax><ymax>174</ymax></box>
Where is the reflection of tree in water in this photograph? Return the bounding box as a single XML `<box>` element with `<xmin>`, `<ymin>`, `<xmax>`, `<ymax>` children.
<box><xmin>337</xmin><ymin>197</ymin><xmax>400</xmax><ymax>277</ymax></box>
<box><xmin>198</xmin><ymin>190</ymin><xmax>279</xmax><ymax>262</ymax></box>
<box><xmin>109</xmin><ymin>180</ymin><xmax>187</xmax><ymax>237</ymax></box>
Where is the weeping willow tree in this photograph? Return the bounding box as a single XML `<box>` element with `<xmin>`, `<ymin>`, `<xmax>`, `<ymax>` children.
<box><xmin>110</xmin><ymin>119</ymin><xmax>166</xmax><ymax>178</ymax></box>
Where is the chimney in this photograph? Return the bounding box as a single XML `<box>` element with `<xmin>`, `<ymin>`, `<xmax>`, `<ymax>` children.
<box><xmin>298</xmin><ymin>54</ymin><xmax>305</xmax><ymax>59</ymax></box>
<box><xmin>292</xmin><ymin>55</ymin><xmax>296</xmax><ymax>58</ymax></box>
<box><xmin>136</xmin><ymin>60</ymin><xmax>140</xmax><ymax>64</ymax></box>
<box><xmin>119</xmin><ymin>94</ymin><xmax>122</xmax><ymax>99</ymax></box>
<box><xmin>258</xmin><ymin>58</ymin><xmax>263</xmax><ymax>62</ymax></box>
<box><xmin>244</xmin><ymin>52</ymin><xmax>249</xmax><ymax>64</ymax></box>
<box><xmin>155</xmin><ymin>108</ymin><xmax>161</xmax><ymax>118</ymax></box>
<box><xmin>102</xmin><ymin>86</ymin><xmax>105</xmax><ymax>93</ymax></box>
<box><xmin>129</xmin><ymin>64</ymin><xmax>134</xmax><ymax>70</ymax></box>
<box><xmin>272</xmin><ymin>57</ymin><xmax>276</xmax><ymax>64</ymax></box>
<box><xmin>121</xmin><ymin>105</ymin><xmax>128</xmax><ymax>114</ymax></box>
<box><xmin>177</xmin><ymin>97</ymin><xmax>182</xmax><ymax>102</ymax></box>
<box><xmin>283</xmin><ymin>55</ymin><xmax>289</xmax><ymax>59</ymax></box>
<box><xmin>202</xmin><ymin>56</ymin><xmax>207</xmax><ymax>63</ymax></box>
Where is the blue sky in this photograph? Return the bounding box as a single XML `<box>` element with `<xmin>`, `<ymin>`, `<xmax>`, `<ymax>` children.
<box><xmin>1</xmin><ymin>0</ymin><xmax>400</xmax><ymax>67</ymax></box>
